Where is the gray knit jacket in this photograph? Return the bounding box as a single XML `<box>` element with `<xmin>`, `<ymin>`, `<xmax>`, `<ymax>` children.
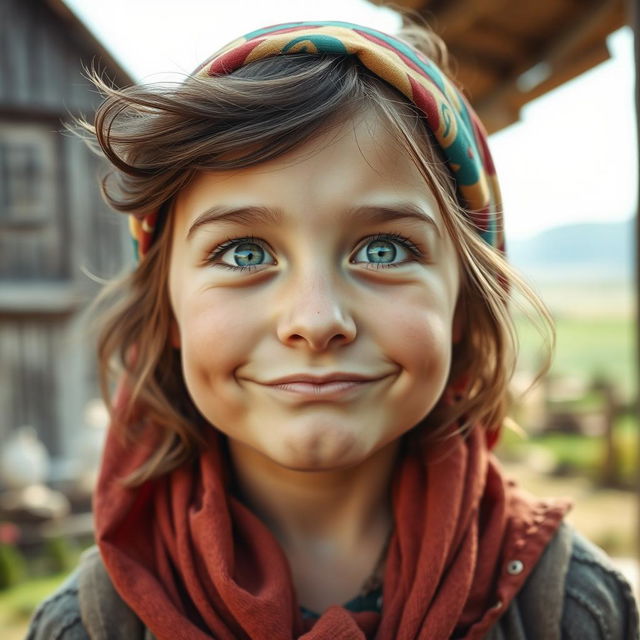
<box><xmin>26</xmin><ymin>523</ymin><xmax>639</xmax><ymax>639</ymax></box>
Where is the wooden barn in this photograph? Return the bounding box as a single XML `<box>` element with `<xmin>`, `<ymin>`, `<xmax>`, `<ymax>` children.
<box><xmin>0</xmin><ymin>0</ymin><xmax>132</xmax><ymax>477</ymax></box>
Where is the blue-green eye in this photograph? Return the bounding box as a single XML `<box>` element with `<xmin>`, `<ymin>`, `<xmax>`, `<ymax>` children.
<box><xmin>353</xmin><ymin>235</ymin><xmax>415</xmax><ymax>266</ymax></box>
<box><xmin>211</xmin><ymin>238</ymin><xmax>275</xmax><ymax>270</ymax></box>
<box><xmin>365</xmin><ymin>240</ymin><xmax>397</xmax><ymax>263</ymax></box>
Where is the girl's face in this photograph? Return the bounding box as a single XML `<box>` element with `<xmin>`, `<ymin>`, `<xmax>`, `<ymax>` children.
<box><xmin>168</xmin><ymin>111</ymin><xmax>461</xmax><ymax>471</ymax></box>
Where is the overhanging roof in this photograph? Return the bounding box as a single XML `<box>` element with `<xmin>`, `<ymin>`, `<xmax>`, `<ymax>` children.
<box><xmin>371</xmin><ymin>0</ymin><xmax>626</xmax><ymax>133</ymax></box>
<box><xmin>45</xmin><ymin>0</ymin><xmax>134</xmax><ymax>88</ymax></box>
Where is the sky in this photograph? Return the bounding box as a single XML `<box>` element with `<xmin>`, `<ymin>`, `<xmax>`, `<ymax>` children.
<box><xmin>62</xmin><ymin>0</ymin><xmax>637</xmax><ymax>241</ymax></box>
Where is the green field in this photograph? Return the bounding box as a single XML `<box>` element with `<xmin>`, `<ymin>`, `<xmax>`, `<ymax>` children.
<box><xmin>497</xmin><ymin>412</ymin><xmax>638</xmax><ymax>484</ymax></box>
<box><xmin>507</xmin><ymin>293</ymin><xmax>638</xmax><ymax>487</ymax></box>
<box><xmin>515</xmin><ymin>312</ymin><xmax>637</xmax><ymax>401</ymax></box>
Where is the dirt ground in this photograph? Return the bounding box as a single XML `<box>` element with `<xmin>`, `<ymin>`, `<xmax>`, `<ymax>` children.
<box><xmin>2</xmin><ymin>620</ymin><xmax>25</xmax><ymax>640</ymax></box>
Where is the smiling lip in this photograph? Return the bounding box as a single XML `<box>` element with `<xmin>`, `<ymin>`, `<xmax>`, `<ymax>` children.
<box><xmin>266</xmin><ymin>372</ymin><xmax>382</xmax><ymax>385</ymax></box>
<box><xmin>259</xmin><ymin>373</ymin><xmax>387</xmax><ymax>400</ymax></box>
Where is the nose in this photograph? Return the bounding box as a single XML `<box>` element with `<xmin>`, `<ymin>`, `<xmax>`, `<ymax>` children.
<box><xmin>276</xmin><ymin>270</ymin><xmax>357</xmax><ymax>352</ymax></box>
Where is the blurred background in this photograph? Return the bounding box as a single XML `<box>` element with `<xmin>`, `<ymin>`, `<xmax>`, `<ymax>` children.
<box><xmin>0</xmin><ymin>0</ymin><xmax>637</xmax><ymax>636</ymax></box>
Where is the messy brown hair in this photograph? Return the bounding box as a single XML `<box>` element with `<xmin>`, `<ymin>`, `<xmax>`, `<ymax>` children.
<box><xmin>79</xmin><ymin>25</ymin><xmax>553</xmax><ymax>485</ymax></box>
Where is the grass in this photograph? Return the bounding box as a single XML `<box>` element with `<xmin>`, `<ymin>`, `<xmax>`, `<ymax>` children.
<box><xmin>515</xmin><ymin>313</ymin><xmax>637</xmax><ymax>401</ymax></box>
<box><xmin>0</xmin><ymin>572</ymin><xmax>70</xmax><ymax>626</ymax></box>
<box><xmin>533</xmin><ymin>433</ymin><xmax>602</xmax><ymax>472</ymax></box>
<box><xmin>497</xmin><ymin>412</ymin><xmax>638</xmax><ymax>486</ymax></box>
<box><xmin>0</xmin><ymin>536</ymin><xmax>90</xmax><ymax>632</ymax></box>
<box><xmin>616</xmin><ymin>415</ymin><xmax>639</xmax><ymax>480</ymax></box>
<box><xmin>509</xmin><ymin>298</ymin><xmax>638</xmax><ymax>484</ymax></box>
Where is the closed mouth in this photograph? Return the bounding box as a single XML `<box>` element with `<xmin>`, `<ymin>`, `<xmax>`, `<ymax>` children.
<box><xmin>269</xmin><ymin>380</ymin><xmax>372</xmax><ymax>394</ymax></box>
<box><xmin>263</xmin><ymin>372</ymin><xmax>386</xmax><ymax>386</ymax></box>
<box><xmin>255</xmin><ymin>374</ymin><xmax>389</xmax><ymax>400</ymax></box>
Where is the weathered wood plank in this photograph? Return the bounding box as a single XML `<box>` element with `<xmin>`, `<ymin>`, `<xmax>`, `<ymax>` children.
<box><xmin>33</xmin><ymin>0</ymin><xmax>65</xmax><ymax>110</ymax></box>
<box><xmin>0</xmin><ymin>0</ymin><xmax>130</xmax><ymax>467</ymax></box>
<box><xmin>0</xmin><ymin>283</ymin><xmax>79</xmax><ymax>313</ymax></box>
<box><xmin>5</xmin><ymin>0</ymin><xmax>34</xmax><ymax>105</ymax></box>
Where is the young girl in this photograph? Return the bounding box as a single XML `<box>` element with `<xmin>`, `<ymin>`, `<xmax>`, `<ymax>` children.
<box><xmin>28</xmin><ymin>20</ymin><xmax>637</xmax><ymax>639</ymax></box>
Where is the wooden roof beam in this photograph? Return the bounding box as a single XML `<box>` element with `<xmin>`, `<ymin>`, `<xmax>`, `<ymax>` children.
<box><xmin>421</xmin><ymin>0</ymin><xmax>508</xmax><ymax>37</ymax></box>
<box><xmin>474</xmin><ymin>0</ymin><xmax>624</xmax><ymax>128</ymax></box>
<box><xmin>450</xmin><ymin>46</ymin><xmax>515</xmax><ymax>78</ymax></box>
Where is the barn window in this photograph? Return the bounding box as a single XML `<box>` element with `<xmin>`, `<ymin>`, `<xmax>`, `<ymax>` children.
<box><xmin>0</xmin><ymin>123</ymin><xmax>57</xmax><ymax>227</ymax></box>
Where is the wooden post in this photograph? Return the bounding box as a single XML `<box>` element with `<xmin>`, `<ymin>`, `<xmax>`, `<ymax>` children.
<box><xmin>631</xmin><ymin>0</ymin><xmax>640</xmax><ymax>581</ymax></box>
<box><xmin>599</xmin><ymin>381</ymin><xmax>619</xmax><ymax>487</ymax></box>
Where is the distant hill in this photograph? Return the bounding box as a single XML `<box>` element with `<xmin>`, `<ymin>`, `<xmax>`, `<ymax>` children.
<box><xmin>507</xmin><ymin>218</ymin><xmax>634</xmax><ymax>283</ymax></box>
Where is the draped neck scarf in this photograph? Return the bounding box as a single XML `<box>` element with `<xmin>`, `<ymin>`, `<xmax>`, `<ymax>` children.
<box><xmin>95</xmin><ymin>407</ymin><xmax>570</xmax><ymax>640</ymax></box>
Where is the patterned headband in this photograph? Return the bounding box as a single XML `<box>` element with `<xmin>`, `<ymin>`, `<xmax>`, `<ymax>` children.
<box><xmin>128</xmin><ymin>21</ymin><xmax>503</xmax><ymax>260</ymax></box>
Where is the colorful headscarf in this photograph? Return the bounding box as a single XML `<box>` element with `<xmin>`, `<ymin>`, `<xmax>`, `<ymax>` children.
<box><xmin>128</xmin><ymin>21</ymin><xmax>503</xmax><ymax>260</ymax></box>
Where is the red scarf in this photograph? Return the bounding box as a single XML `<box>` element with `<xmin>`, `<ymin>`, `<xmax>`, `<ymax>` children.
<box><xmin>95</xmin><ymin>413</ymin><xmax>570</xmax><ymax>639</ymax></box>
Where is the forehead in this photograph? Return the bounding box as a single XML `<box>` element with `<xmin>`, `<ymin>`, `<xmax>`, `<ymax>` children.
<box><xmin>172</xmin><ymin>110</ymin><xmax>445</xmax><ymax>235</ymax></box>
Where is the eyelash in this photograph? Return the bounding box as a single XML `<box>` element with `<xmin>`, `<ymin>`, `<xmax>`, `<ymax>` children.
<box><xmin>205</xmin><ymin>236</ymin><xmax>266</xmax><ymax>272</ymax></box>
<box><xmin>357</xmin><ymin>233</ymin><xmax>424</xmax><ymax>269</ymax></box>
<box><xmin>204</xmin><ymin>233</ymin><xmax>425</xmax><ymax>272</ymax></box>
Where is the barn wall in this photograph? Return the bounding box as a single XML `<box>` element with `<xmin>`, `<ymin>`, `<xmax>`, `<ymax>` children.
<box><xmin>0</xmin><ymin>316</ymin><xmax>64</xmax><ymax>454</ymax></box>
<box><xmin>0</xmin><ymin>0</ymin><xmax>110</xmax><ymax>113</ymax></box>
<box><xmin>0</xmin><ymin>0</ymin><xmax>131</xmax><ymax>474</ymax></box>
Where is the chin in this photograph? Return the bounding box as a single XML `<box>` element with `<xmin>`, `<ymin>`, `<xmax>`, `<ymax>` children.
<box><xmin>270</xmin><ymin>424</ymin><xmax>369</xmax><ymax>471</ymax></box>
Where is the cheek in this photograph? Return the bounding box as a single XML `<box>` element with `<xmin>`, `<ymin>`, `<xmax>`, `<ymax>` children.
<box><xmin>373</xmin><ymin>286</ymin><xmax>455</xmax><ymax>411</ymax></box>
<box><xmin>179</xmin><ymin>321</ymin><xmax>247</xmax><ymax>430</ymax></box>
<box><xmin>380</xmin><ymin>286</ymin><xmax>454</xmax><ymax>362</ymax></box>
<box><xmin>363</xmin><ymin>297</ymin><xmax>452</xmax><ymax>441</ymax></box>
<box><xmin>176</xmin><ymin>294</ymin><xmax>258</xmax><ymax>400</ymax></box>
<box><xmin>393</xmin><ymin>311</ymin><xmax>452</xmax><ymax>378</ymax></box>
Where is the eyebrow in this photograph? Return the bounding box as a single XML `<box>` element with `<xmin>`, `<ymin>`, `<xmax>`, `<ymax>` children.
<box><xmin>186</xmin><ymin>202</ymin><xmax>441</xmax><ymax>240</ymax></box>
<box><xmin>186</xmin><ymin>206</ymin><xmax>282</xmax><ymax>240</ymax></box>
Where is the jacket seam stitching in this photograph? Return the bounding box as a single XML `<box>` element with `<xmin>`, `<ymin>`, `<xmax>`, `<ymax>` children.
<box><xmin>565</xmin><ymin>584</ymin><xmax>610</xmax><ymax>640</ymax></box>
<box><xmin>570</xmin><ymin>551</ymin><xmax>639</xmax><ymax>633</ymax></box>
<box><xmin>29</xmin><ymin>588</ymin><xmax>79</xmax><ymax>628</ymax></box>
<box><xmin>572</xmin><ymin>550</ymin><xmax>627</xmax><ymax>584</ymax></box>
<box><xmin>44</xmin><ymin>587</ymin><xmax>80</xmax><ymax>604</ymax></box>
<box><xmin>50</xmin><ymin>615</ymin><xmax>84</xmax><ymax>640</ymax></box>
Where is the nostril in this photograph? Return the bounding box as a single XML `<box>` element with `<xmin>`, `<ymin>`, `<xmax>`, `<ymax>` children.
<box><xmin>283</xmin><ymin>330</ymin><xmax>354</xmax><ymax>352</ymax></box>
<box><xmin>276</xmin><ymin>294</ymin><xmax>357</xmax><ymax>350</ymax></box>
